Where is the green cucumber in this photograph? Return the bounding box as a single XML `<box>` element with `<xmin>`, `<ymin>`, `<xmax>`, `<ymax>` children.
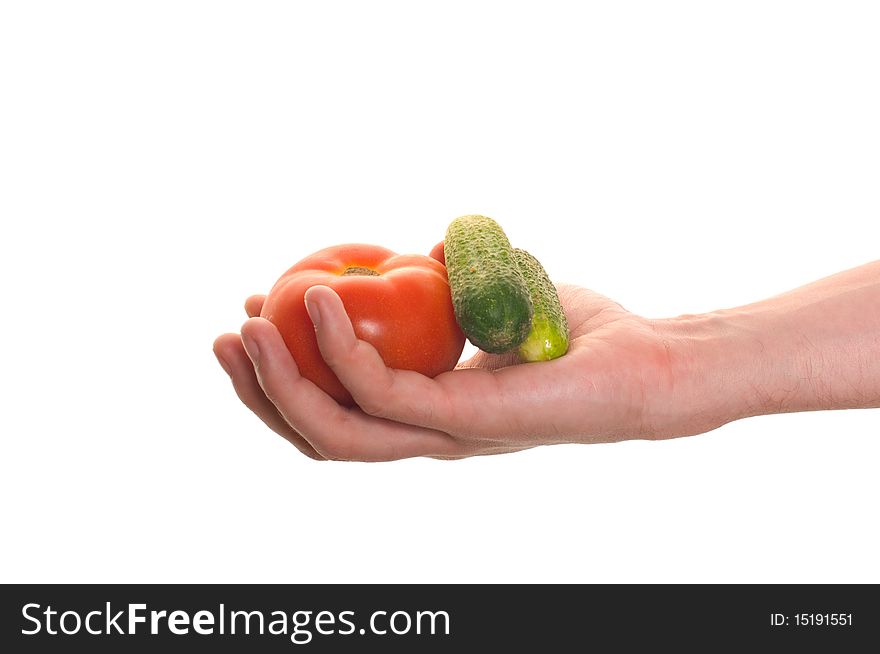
<box><xmin>444</xmin><ymin>215</ymin><xmax>533</xmax><ymax>353</ymax></box>
<box><xmin>512</xmin><ymin>248</ymin><xmax>570</xmax><ymax>361</ymax></box>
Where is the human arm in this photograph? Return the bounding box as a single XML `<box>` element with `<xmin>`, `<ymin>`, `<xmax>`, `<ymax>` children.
<box><xmin>664</xmin><ymin>259</ymin><xmax>880</xmax><ymax>433</ymax></box>
<box><xmin>212</xmin><ymin>260</ymin><xmax>880</xmax><ymax>461</ymax></box>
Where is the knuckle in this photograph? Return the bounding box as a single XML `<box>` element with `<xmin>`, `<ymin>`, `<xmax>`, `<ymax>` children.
<box><xmin>353</xmin><ymin>391</ymin><xmax>388</xmax><ymax>418</ymax></box>
<box><xmin>320</xmin><ymin>336</ymin><xmax>361</xmax><ymax>372</ymax></box>
<box><xmin>349</xmin><ymin>363</ymin><xmax>396</xmax><ymax>418</ymax></box>
<box><xmin>318</xmin><ymin>348</ymin><xmax>344</xmax><ymax>370</ymax></box>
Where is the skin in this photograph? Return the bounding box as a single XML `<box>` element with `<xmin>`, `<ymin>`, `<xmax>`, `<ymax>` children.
<box><xmin>213</xmin><ymin>251</ymin><xmax>880</xmax><ymax>462</ymax></box>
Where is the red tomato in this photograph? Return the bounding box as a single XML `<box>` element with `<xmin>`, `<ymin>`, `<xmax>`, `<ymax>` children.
<box><xmin>260</xmin><ymin>244</ymin><xmax>465</xmax><ymax>406</ymax></box>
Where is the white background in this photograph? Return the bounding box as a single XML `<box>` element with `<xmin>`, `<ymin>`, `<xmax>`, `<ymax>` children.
<box><xmin>1</xmin><ymin>1</ymin><xmax>878</xmax><ymax>583</ymax></box>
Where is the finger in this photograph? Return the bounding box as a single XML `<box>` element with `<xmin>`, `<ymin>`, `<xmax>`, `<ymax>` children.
<box><xmin>429</xmin><ymin>241</ymin><xmax>444</xmax><ymax>265</ymax></box>
<box><xmin>303</xmin><ymin>285</ymin><xmax>544</xmax><ymax>440</ymax></box>
<box><xmin>213</xmin><ymin>333</ymin><xmax>324</xmax><ymax>460</ymax></box>
<box><xmin>245</xmin><ymin>295</ymin><xmax>266</xmax><ymax>318</ymax></box>
<box><xmin>240</xmin><ymin>317</ymin><xmax>463</xmax><ymax>461</ymax></box>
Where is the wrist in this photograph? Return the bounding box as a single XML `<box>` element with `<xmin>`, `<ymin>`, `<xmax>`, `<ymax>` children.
<box><xmin>651</xmin><ymin>308</ymin><xmax>800</xmax><ymax>434</ymax></box>
<box><xmin>649</xmin><ymin>262</ymin><xmax>880</xmax><ymax>435</ymax></box>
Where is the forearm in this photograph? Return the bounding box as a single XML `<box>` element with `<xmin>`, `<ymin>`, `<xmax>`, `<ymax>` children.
<box><xmin>667</xmin><ymin>261</ymin><xmax>880</xmax><ymax>430</ymax></box>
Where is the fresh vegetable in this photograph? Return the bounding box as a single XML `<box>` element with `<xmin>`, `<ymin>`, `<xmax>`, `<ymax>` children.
<box><xmin>443</xmin><ymin>215</ymin><xmax>533</xmax><ymax>353</ymax></box>
<box><xmin>260</xmin><ymin>244</ymin><xmax>465</xmax><ymax>406</ymax></box>
<box><xmin>512</xmin><ymin>248</ymin><xmax>569</xmax><ymax>361</ymax></box>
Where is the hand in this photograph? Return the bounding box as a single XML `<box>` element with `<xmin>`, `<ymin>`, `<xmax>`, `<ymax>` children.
<box><xmin>213</xmin><ymin>281</ymin><xmax>701</xmax><ymax>461</ymax></box>
<box><xmin>214</xmin><ymin>256</ymin><xmax>880</xmax><ymax>461</ymax></box>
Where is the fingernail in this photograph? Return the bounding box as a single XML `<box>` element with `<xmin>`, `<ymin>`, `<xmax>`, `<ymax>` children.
<box><xmin>242</xmin><ymin>333</ymin><xmax>260</xmax><ymax>365</ymax></box>
<box><xmin>305</xmin><ymin>294</ymin><xmax>322</xmax><ymax>329</ymax></box>
<box><xmin>214</xmin><ymin>351</ymin><xmax>233</xmax><ymax>376</ymax></box>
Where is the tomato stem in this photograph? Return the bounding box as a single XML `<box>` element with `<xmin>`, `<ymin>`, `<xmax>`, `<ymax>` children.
<box><xmin>341</xmin><ymin>266</ymin><xmax>380</xmax><ymax>277</ymax></box>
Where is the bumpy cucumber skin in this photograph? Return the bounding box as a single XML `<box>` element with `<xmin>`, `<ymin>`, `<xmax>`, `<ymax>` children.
<box><xmin>444</xmin><ymin>215</ymin><xmax>533</xmax><ymax>353</ymax></box>
<box><xmin>513</xmin><ymin>248</ymin><xmax>569</xmax><ymax>361</ymax></box>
